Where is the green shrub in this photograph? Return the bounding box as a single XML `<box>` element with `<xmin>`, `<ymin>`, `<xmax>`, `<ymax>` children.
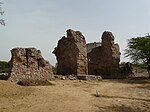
<box><xmin>0</xmin><ymin>61</ymin><xmax>10</xmax><ymax>73</ymax></box>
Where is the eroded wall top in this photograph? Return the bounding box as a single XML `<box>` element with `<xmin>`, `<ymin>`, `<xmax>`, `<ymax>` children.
<box><xmin>53</xmin><ymin>29</ymin><xmax>88</xmax><ymax>75</ymax></box>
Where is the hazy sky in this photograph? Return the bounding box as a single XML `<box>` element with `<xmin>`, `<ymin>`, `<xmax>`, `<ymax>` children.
<box><xmin>0</xmin><ymin>0</ymin><xmax>150</xmax><ymax>65</ymax></box>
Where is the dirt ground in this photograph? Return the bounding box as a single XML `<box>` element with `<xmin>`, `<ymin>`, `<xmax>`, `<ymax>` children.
<box><xmin>0</xmin><ymin>77</ymin><xmax>150</xmax><ymax>112</ymax></box>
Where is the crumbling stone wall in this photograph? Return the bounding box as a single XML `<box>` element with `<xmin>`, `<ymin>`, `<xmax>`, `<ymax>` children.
<box><xmin>86</xmin><ymin>42</ymin><xmax>101</xmax><ymax>53</ymax></box>
<box><xmin>88</xmin><ymin>31</ymin><xmax>120</xmax><ymax>78</ymax></box>
<box><xmin>9</xmin><ymin>48</ymin><xmax>53</xmax><ymax>82</ymax></box>
<box><xmin>120</xmin><ymin>62</ymin><xmax>134</xmax><ymax>77</ymax></box>
<box><xmin>53</xmin><ymin>29</ymin><xmax>88</xmax><ymax>75</ymax></box>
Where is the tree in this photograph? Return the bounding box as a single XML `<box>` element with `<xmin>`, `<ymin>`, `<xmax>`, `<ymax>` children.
<box><xmin>124</xmin><ymin>35</ymin><xmax>150</xmax><ymax>78</ymax></box>
<box><xmin>0</xmin><ymin>61</ymin><xmax>9</xmax><ymax>73</ymax></box>
<box><xmin>0</xmin><ymin>1</ymin><xmax>5</xmax><ymax>26</ymax></box>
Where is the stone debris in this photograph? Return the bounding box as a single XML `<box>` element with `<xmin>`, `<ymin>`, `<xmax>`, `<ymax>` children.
<box><xmin>61</xmin><ymin>76</ymin><xmax>66</xmax><ymax>80</ymax></box>
<box><xmin>53</xmin><ymin>29</ymin><xmax>88</xmax><ymax>75</ymax></box>
<box><xmin>77</xmin><ymin>75</ymin><xmax>102</xmax><ymax>81</ymax></box>
<box><xmin>54</xmin><ymin>74</ymin><xmax>102</xmax><ymax>81</ymax></box>
<box><xmin>8</xmin><ymin>47</ymin><xmax>53</xmax><ymax>82</ymax></box>
<box><xmin>95</xmin><ymin>90</ymin><xmax>100</xmax><ymax>97</ymax></box>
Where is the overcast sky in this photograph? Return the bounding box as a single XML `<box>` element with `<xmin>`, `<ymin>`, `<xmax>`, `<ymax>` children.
<box><xmin>0</xmin><ymin>0</ymin><xmax>150</xmax><ymax>65</ymax></box>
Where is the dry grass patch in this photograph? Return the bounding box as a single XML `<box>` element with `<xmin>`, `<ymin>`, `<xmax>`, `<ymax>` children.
<box><xmin>0</xmin><ymin>80</ymin><xmax>33</xmax><ymax>98</ymax></box>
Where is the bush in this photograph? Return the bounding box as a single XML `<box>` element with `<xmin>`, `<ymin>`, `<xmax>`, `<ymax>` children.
<box><xmin>132</xmin><ymin>63</ymin><xmax>147</xmax><ymax>69</ymax></box>
<box><xmin>0</xmin><ymin>61</ymin><xmax>10</xmax><ymax>73</ymax></box>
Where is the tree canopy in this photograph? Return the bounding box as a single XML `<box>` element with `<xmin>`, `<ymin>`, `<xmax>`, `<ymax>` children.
<box><xmin>0</xmin><ymin>61</ymin><xmax>9</xmax><ymax>73</ymax></box>
<box><xmin>124</xmin><ymin>35</ymin><xmax>150</xmax><ymax>65</ymax></box>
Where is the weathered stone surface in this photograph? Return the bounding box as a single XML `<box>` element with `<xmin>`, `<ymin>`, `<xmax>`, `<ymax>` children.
<box><xmin>86</xmin><ymin>42</ymin><xmax>101</xmax><ymax>53</ymax></box>
<box><xmin>77</xmin><ymin>75</ymin><xmax>102</xmax><ymax>81</ymax></box>
<box><xmin>53</xmin><ymin>29</ymin><xmax>88</xmax><ymax>75</ymax></box>
<box><xmin>54</xmin><ymin>74</ymin><xmax>102</xmax><ymax>81</ymax></box>
<box><xmin>88</xmin><ymin>31</ymin><xmax>120</xmax><ymax>78</ymax></box>
<box><xmin>119</xmin><ymin>62</ymin><xmax>134</xmax><ymax>78</ymax></box>
<box><xmin>9</xmin><ymin>48</ymin><xmax>53</xmax><ymax>82</ymax></box>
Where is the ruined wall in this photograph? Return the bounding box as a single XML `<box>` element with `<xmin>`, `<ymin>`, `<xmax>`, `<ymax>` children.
<box><xmin>86</xmin><ymin>42</ymin><xmax>101</xmax><ymax>53</ymax></box>
<box><xmin>53</xmin><ymin>29</ymin><xmax>88</xmax><ymax>75</ymax></box>
<box><xmin>9</xmin><ymin>48</ymin><xmax>53</xmax><ymax>82</ymax></box>
<box><xmin>88</xmin><ymin>31</ymin><xmax>120</xmax><ymax>78</ymax></box>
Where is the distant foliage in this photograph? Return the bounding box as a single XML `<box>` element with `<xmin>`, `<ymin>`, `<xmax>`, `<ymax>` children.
<box><xmin>132</xmin><ymin>63</ymin><xmax>147</xmax><ymax>69</ymax></box>
<box><xmin>0</xmin><ymin>61</ymin><xmax>9</xmax><ymax>73</ymax></box>
<box><xmin>124</xmin><ymin>35</ymin><xmax>150</xmax><ymax>78</ymax></box>
<box><xmin>124</xmin><ymin>35</ymin><xmax>150</xmax><ymax>65</ymax></box>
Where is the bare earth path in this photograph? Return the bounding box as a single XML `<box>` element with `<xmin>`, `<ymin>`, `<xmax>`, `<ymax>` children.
<box><xmin>0</xmin><ymin>79</ymin><xmax>150</xmax><ymax>112</ymax></box>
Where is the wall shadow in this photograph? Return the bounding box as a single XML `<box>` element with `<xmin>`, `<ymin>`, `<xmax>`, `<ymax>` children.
<box><xmin>104</xmin><ymin>77</ymin><xmax>150</xmax><ymax>84</ymax></box>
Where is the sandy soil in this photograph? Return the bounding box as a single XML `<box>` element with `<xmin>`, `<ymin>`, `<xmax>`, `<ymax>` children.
<box><xmin>0</xmin><ymin>78</ymin><xmax>150</xmax><ymax>112</ymax></box>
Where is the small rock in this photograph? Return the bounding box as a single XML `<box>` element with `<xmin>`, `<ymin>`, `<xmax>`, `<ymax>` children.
<box><xmin>61</xmin><ymin>76</ymin><xmax>66</xmax><ymax>80</ymax></box>
<box><xmin>95</xmin><ymin>90</ymin><xmax>100</xmax><ymax>97</ymax></box>
<box><xmin>79</xmin><ymin>80</ymin><xmax>83</xmax><ymax>82</ymax></box>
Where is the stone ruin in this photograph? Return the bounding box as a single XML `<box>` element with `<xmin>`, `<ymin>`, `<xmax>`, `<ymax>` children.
<box><xmin>53</xmin><ymin>30</ymin><xmax>123</xmax><ymax>78</ymax></box>
<box><xmin>88</xmin><ymin>31</ymin><xmax>121</xmax><ymax>78</ymax></box>
<box><xmin>8</xmin><ymin>48</ymin><xmax>53</xmax><ymax>82</ymax></box>
<box><xmin>53</xmin><ymin>29</ymin><xmax>88</xmax><ymax>75</ymax></box>
<box><xmin>87</xmin><ymin>42</ymin><xmax>101</xmax><ymax>53</ymax></box>
<box><xmin>120</xmin><ymin>62</ymin><xmax>134</xmax><ymax>77</ymax></box>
